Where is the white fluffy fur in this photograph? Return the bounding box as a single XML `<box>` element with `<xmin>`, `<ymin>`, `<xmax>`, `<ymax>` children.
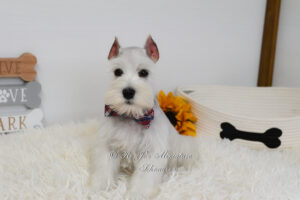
<box><xmin>0</xmin><ymin>119</ymin><xmax>300</xmax><ymax>200</ymax></box>
<box><xmin>96</xmin><ymin>44</ymin><xmax>199</xmax><ymax>198</ymax></box>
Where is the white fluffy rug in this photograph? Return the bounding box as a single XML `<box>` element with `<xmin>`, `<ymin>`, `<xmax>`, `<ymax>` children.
<box><xmin>0</xmin><ymin>119</ymin><xmax>300</xmax><ymax>200</ymax></box>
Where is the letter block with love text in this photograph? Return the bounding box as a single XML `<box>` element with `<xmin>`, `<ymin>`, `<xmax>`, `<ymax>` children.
<box><xmin>0</xmin><ymin>53</ymin><xmax>43</xmax><ymax>133</ymax></box>
<box><xmin>0</xmin><ymin>81</ymin><xmax>41</xmax><ymax>109</ymax></box>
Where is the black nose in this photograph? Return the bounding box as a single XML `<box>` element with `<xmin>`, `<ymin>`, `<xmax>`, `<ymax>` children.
<box><xmin>122</xmin><ymin>87</ymin><xmax>135</xmax><ymax>100</ymax></box>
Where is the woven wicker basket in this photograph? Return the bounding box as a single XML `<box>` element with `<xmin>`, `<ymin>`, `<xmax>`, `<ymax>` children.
<box><xmin>176</xmin><ymin>85</ymin><xmax>300</xmax><ymax>149</ymax></box>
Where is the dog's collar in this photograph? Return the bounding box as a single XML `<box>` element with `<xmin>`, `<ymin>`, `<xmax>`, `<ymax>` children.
<box><xmin>104</xmin><ymin>105</ymin><xmax>154</xmax><ymax>129</ymax></box>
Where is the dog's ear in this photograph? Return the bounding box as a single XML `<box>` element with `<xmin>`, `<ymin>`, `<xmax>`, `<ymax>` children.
<box><xmin>108</xmin><ymin>37</ymin><xmax>120</xmax><ymax>60</ymax></box>
<box><xmin>144</xmin><ymin>35</ymin><xmax>159</xmax><ymax>63</ymax></box>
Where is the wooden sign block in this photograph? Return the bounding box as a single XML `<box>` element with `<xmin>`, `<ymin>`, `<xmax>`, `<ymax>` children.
<box><xmin>0</xmin><ymin>81</ymin><xmax>41</xmax><ymax>109</ymax></box>
<box><xmin>0</xmin><ymin>53</ymin><xmax>37</xmax><ymax>81</ymax></box>
<box><xmin>0</xmin><ymin>109</ymin><xmax>43</xmax><ymax>133</ymax></box>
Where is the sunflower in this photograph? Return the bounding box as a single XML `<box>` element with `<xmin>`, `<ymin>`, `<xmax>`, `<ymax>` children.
<box><xmin>158</xmin><ymin>90</ymin><xmax>197</xmax><ymax>137</ymax></box>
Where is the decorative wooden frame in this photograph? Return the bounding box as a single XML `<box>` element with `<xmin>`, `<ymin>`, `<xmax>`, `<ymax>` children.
<box><xmin>257</xmin><ymin>0</ymin><xmax>281</xmax><ymax>86</ymax></box>
<box><xmin>0</xmin><ymin>52</ymin><xmax>42</xmax><ymax>133</ymax></box>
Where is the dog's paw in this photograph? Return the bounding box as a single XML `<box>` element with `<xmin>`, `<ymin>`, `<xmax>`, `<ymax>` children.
<box><xmin>89</xmin><ymin>174</ymin><xmax>115</xmax><ymax>193</ymax></box>
<box><xmin>126</xmin><ymin>189</ymin><xmax>148</xmax><ymax>200</ymax></box>
<box><xmin>0</xmin><ymin>89</ymin><xmax>10</xmax><ymax>103</ymax></box>
<box><xmin>127</xmin><ymin>183</ymin><xmax>159</xmax><ymax>200</ymax></box>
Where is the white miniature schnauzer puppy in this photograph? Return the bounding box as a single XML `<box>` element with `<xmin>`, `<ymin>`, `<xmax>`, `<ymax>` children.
<box><xmin>90</xmin><ymin>36</ymin><xmax>199</xmax><ymax>198</ymax></box>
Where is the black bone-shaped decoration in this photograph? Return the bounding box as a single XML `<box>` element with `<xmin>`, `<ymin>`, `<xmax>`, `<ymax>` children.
<box><xmin>220</xmin><ymin>122</ymin><xmax>282</xmax><ymax>148</ymax></box>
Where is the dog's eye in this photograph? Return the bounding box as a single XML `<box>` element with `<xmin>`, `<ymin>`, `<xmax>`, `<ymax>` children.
<box><xmin>138</xmin><ymin>69</ymin><xmax>149</xmax><ymax>78</ymax></box>
<box><xmin>114</xmin><ymin>68</ymin><xmax>123</xmax><ymax>77</ymax></box>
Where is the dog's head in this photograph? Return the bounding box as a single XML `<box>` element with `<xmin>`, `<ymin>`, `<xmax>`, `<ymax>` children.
<box><xmin>105</xmin><ymin>36</ymin><xmax>159</xmax><ymax>118</ymax></box>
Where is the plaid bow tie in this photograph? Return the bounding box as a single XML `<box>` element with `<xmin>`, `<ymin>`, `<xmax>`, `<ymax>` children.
<box><xmin>104</xmin><ymin>105</ymin><xmax>154</xmax><ymax>129</ymax></box>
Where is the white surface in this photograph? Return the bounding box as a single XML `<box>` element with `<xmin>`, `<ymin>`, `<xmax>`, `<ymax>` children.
<box><xmin>0</xmin><ymin>119</ymin><xmax>299</xmax><ymax>199</ymax></box>
<box><xmin>0</xmin><ymin>0</ymin><xmax>266</xmax><ymax>124</ymax></box>
<box><xmin>273</xmin><ymin>0</ymin><xmax>300</xmax><ymax>87</ymax></box>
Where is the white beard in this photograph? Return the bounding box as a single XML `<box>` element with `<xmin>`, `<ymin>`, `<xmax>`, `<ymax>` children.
<box><xmin>104</xmin><ymin>77</ymin><xmax>154</xmax><ymax>118</ymax></box>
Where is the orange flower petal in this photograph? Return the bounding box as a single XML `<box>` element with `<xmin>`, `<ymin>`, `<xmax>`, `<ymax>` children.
<box><xmin>158</xmin><ymin>90</ymin><xmax>197</xmax><ymax>137</ymax></box>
